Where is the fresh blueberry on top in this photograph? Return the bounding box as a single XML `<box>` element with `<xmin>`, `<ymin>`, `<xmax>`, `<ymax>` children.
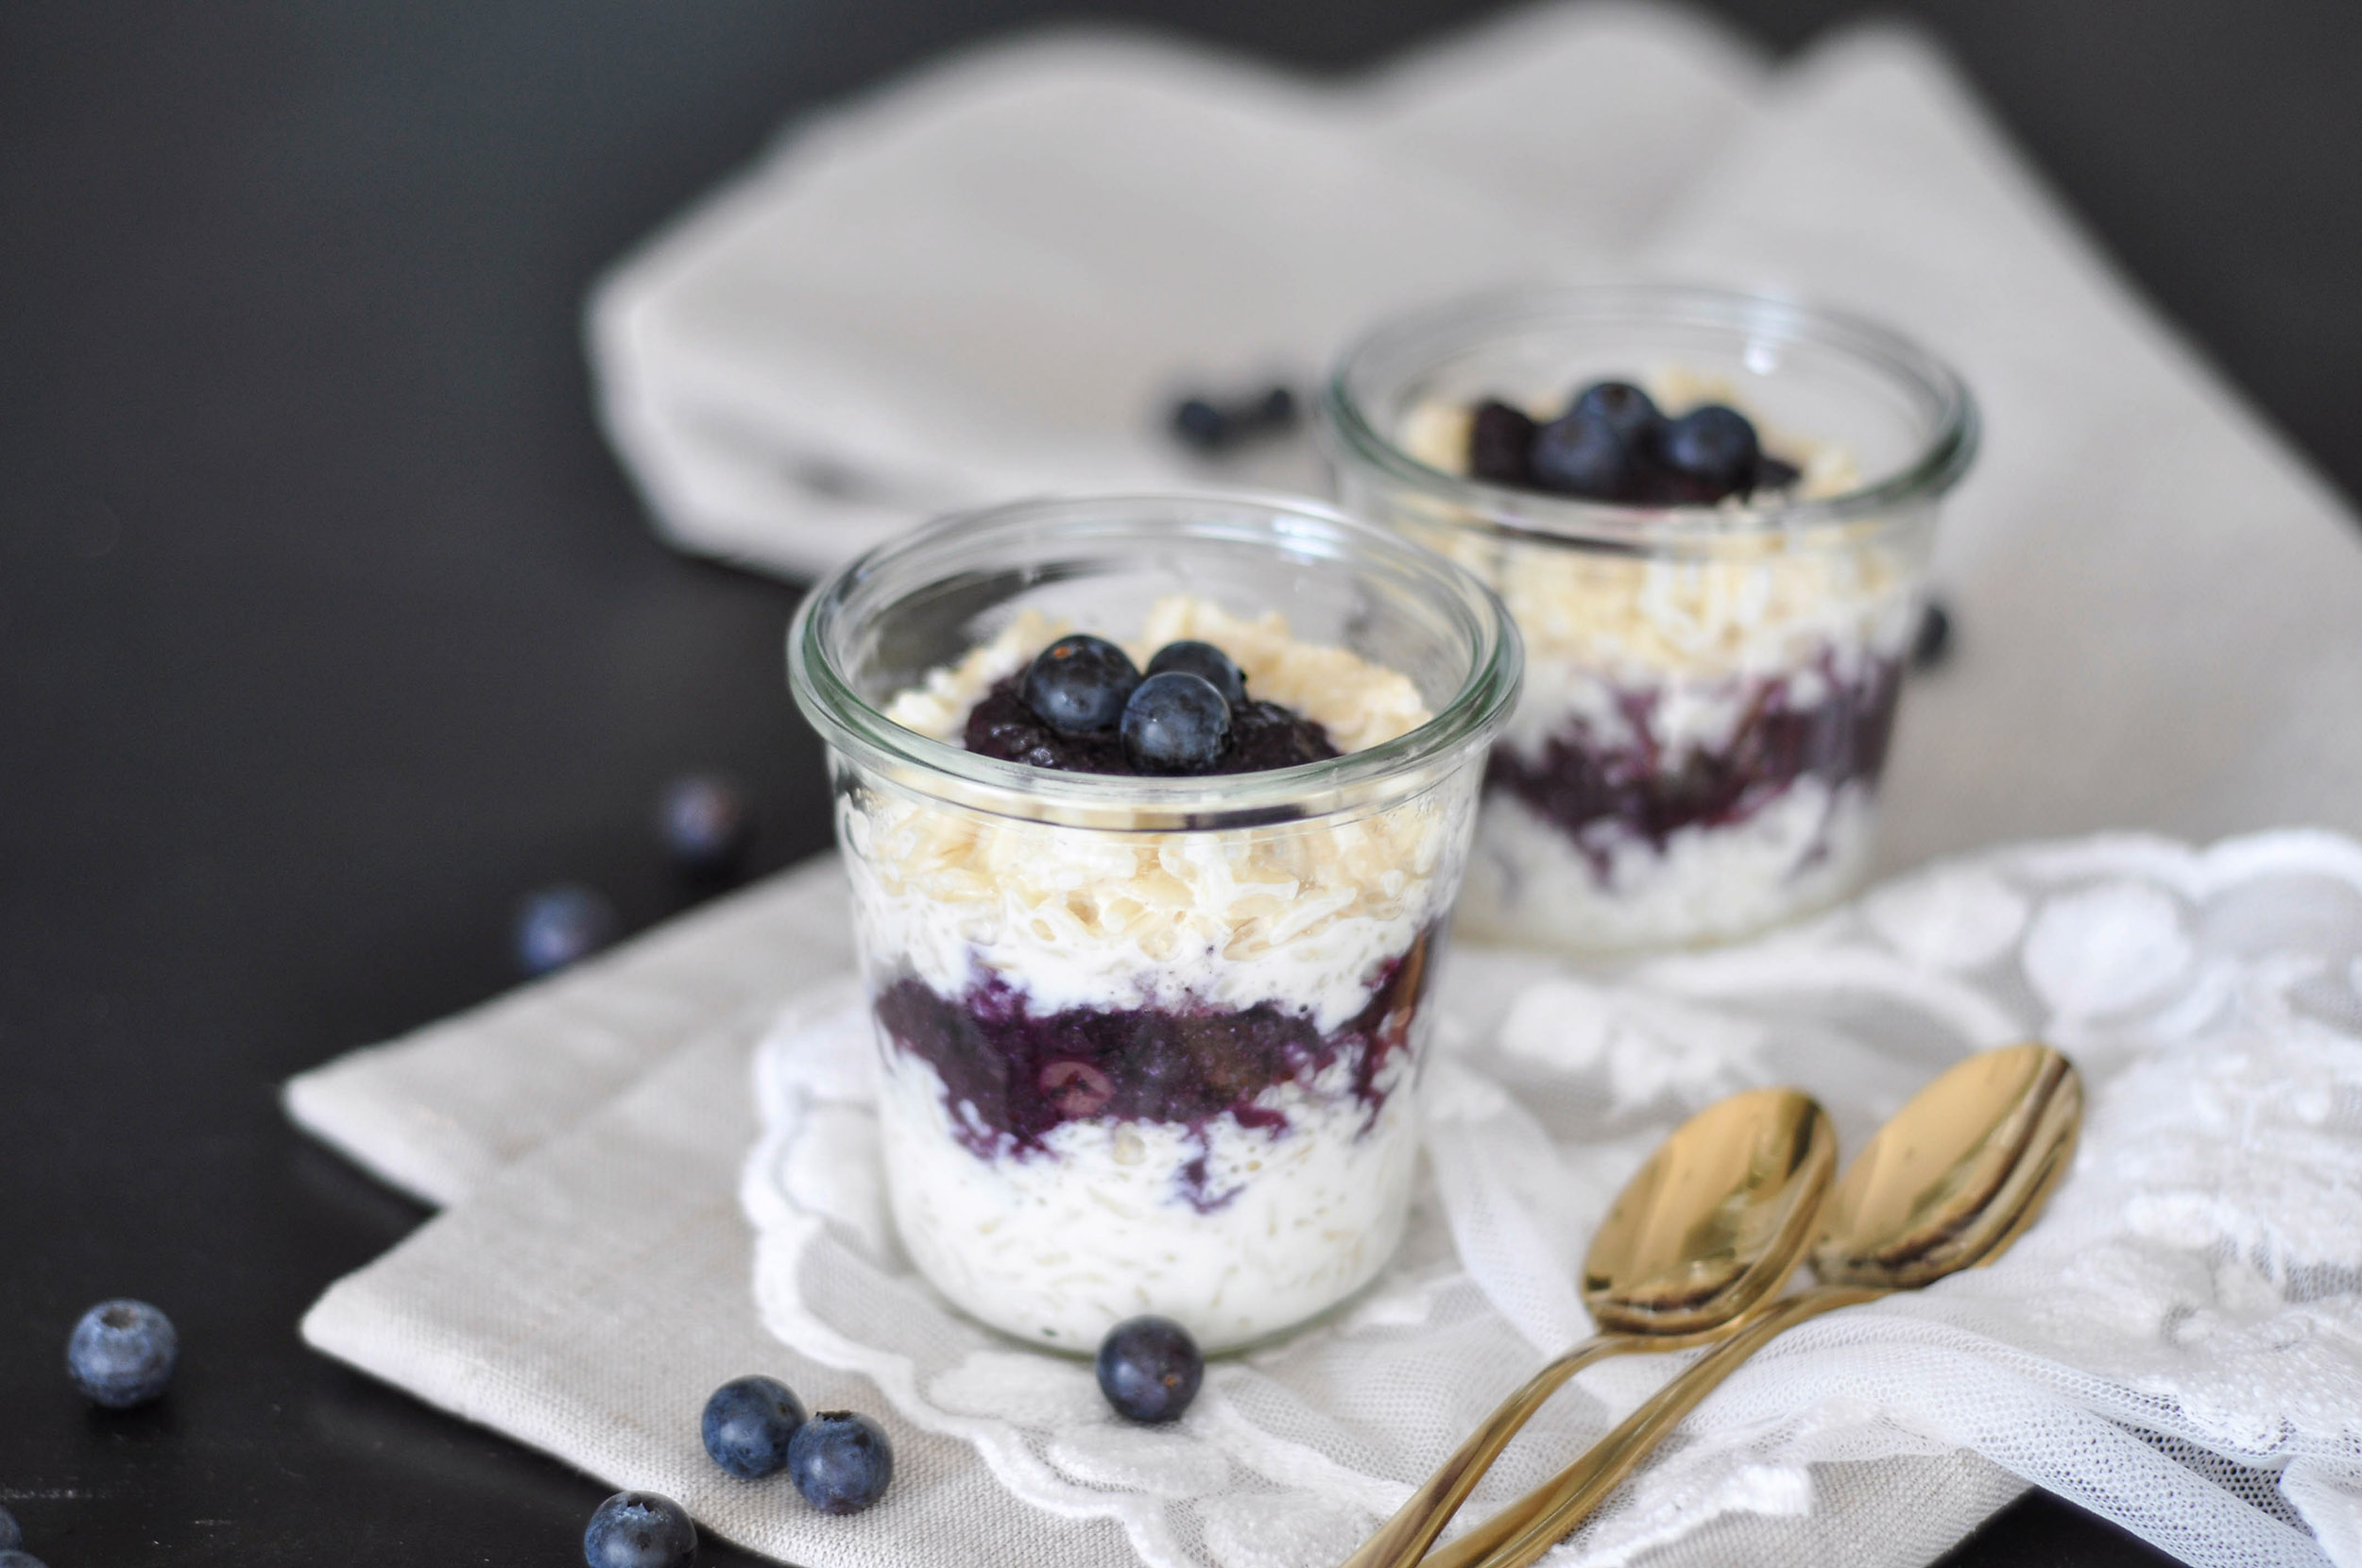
<box><xmin>1022</xmin><ymin>634</ymin><xmax>1139</xmax><ymax>735</ymax></box>
<box><xmin>583</xmin><ymin>1491</ymin><xmax>696</xmax><ymax>1568</ymax></box>
<box><xmin>0</xmin><ymin>1504</ymin><xmax>21</xmax><ymax>1551</ymax></box>
<box><xmin>1752</xmin><ymin>452</ymin><xmax>1802</xmax><ymax>492</ymax></box>
<box><xmin>1467</xmin><ymin>400</ymin><xmax>1537</xmax><ymax>486</ymax></box>
<box><xmin>1530</xmin><ymin>408</ymin><xmax>1638</xmax><ymax>501</ymax></box>
<box><xmin>1655</xmin><ymin>404</ymin><xmax>1760</xmax><ymax>493</ymax></box>
<box><xmin>1097</xmin><ymin>1316</ymin><xmax>1203</xmax><ymax>1423</ymax></box>
<box><xmin>1121</xmin><ymin>672</ymin><xmax>1231</xmax><ymax>773</ymax></box>
<box><xmin>0</xmin><ymin>1551</ymin><xmax>48</xmax><ymax>1568</ymax></box>
<box><xmin>516</xmin><ymin>884</ymin><xmax>620</xmax><ymax>977</ymax></box>
<box><xmin>788</xmin><ymin>1411</ymin><xmax>895</xmax><ymax>1514</ymax></box>
<box><xmin>1143</xmin><ymin>640</ymin><xmax>1247</xmax><ymax>709</ymax></box>
<box><xmin>657</xmin><ymin>773</ymin><xmax>753</xmax><ymax>876</ymax></box>
<box><xmin>66</xmin><ymin>1299</ymin><xmax>178</xmax><ymax>1409</ymax></box>
<box><xmin>1568</xmin><ymin>381</ymin><xmax>1661</xmax><ymax>446</ymax></box>
<box><xmin>701</xmin><ymin>1374</ymin><xmax>807</xmax><ymax>1480</ymax></box>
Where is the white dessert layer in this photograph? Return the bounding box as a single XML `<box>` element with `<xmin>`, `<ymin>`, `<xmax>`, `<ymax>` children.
<box><xmin>875</xmin><ymin>1046</ymin><xmax>1418</xmax><ymax>1353</ymax></box>
<box><xmin>851</xmin><ymin>595</ymin><xmax>1468</xmax><ymax>1029</ymax></box>
<box><xmin>1457</xmin><ymin>778</ymin><xmax>1879</xmax><ymax>952</ymax></box>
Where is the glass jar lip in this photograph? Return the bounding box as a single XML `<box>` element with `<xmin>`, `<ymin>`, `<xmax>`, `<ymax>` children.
<box><xmin>788</xmin><ymin>490</ymin><xmax>1523</xmax><ymax>828</ymax></box>
<box><xmin>1320</xmin><ymin>283</ymin><xmax>1979</xmax><ymax>549</ymax></box>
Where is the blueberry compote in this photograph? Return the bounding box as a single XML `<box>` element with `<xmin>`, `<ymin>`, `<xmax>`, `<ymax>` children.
<box><xmin>875</xmin><ymin>930</ymin><xmax>1434</xmax><ymax>1211</ymax></box>
<box><xmin>1489</xmin><ymin>654</ymin><xmax>1903</xmax><ymax>879</ymax></box>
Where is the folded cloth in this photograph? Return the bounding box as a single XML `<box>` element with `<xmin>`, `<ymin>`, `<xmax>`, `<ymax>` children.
<box><xmin>307</xmin><ymin>829</ymin><xmax>2362</xmax><ymax>1568</ymax></box>
<box><xmin>587</xmin><ymin>7</ymin><xmax>1766</xmax><ymax>576</ymax></box>
<box><xmin>285</xmin><ymin>856</ymin><xmax>850</xmax><ymax>1206</ymax></box>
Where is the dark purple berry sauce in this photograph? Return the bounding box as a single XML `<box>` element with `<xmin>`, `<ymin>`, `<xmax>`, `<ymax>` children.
<box><xmin>873</xmin><ymin>929</ymin><xmax>1437</xmax><ymax>1211</ymax></box>
<box><xmin>1487</xmin><ymin>652</ymin><xmax>1903</xmax><ymax>878</ymax></box>
<box><xmin>963</xmin><ymin>673</ymin><xmax>1338</xmax><ymax>776</ymax></box>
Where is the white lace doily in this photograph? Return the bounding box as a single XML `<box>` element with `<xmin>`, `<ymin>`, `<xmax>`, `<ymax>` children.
<box><xmin>743</xmin><ymin>831</ymin><xmax>2362</xmax><ymax>1568</ymax></box>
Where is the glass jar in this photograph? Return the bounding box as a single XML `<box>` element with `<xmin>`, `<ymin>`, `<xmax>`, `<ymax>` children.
<box><xmin>789</xmin><ymin>493</ymin><xmax>1519</xmax><ymax>1352</ymax></box>
<box><xmin>1323</xmin><ymin>286</ymin><xmax>1977</xmax><ymax>954</ymax></box>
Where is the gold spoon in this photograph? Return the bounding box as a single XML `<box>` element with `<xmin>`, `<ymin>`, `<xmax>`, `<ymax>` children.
<box><xmin>1428</xmin><ymin>1043</ymin><xmax>2082</xmax><ymax>1568</ymax></box>
<box><xmin>1339</xmin><ymin>1085</ymin><xmax>1837</xmax><ymax>1568</ymax></box>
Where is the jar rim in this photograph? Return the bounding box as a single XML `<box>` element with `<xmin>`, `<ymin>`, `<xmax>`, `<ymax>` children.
<box><xmin>1320</xmin><ymin>283</ymin><xmax>1978</xmax><ymax>550</ymax></box>
<box><xmin>787</xmin><ymin>491</ymin><xmax>1523</xmax><ymax>829</ymax></box>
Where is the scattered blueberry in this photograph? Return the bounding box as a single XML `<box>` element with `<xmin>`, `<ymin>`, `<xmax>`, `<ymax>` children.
<box><xmin>1530</xmin><ymin>408</ymin><xmax>1639</xmax><ymax>501</ymax></box>
<box><xmin>1913</xmin><ymin>598</ymin><xmax>1954</xmax><ymax>668</ymax></box>
<box><xmin>1121</xmin><ymin>672</ymin><xmax>1232</xmax><ymax>773</ymax></box>
<box><xmin>1655</xmin><ymin>404</ymin><xmax>1760</xmax><ymax>493</ymax></box>
<box><xmin>1467</xmin><ymin>400</ymin><xmax>1537</xmax><ymax>486</ymax></box>
<box><xmin>657</xmin><ymin>773</ymin><xmax>753</xmax><ymax>876</ymax></box>
<box><xmin>1143</xmin><ymin>640</ymin><xmax>1247</xmax><ymax>709</ymax></box>
<box><xmin>1568</xmin><ymin>380</ymin><xmax>1662</xmax><ymax>447</ymax></box>
<box><xmin>788</xmin><ymin>1411</ymin><xmax>894</xmax><ymax>1514</ymax></box>
<box><xmin>583</xmin><ymin>1491</ymin><xmax>697</xmax><ymax>1568</ymax></box>
<box><xmin>0</xmin><ymin>1551</ymin><xmax>47</xmax><ymax>1568</ymax></box>
<box><xmin>1247</xmin><ymin>384</ymin><xmax>1298</xmax><ymax>432</ymax></box>
<box><xmin>1022</xmin><ymin>634</ymin><xmax>1139</xmax><ymax>735</ymax></box>
<box><xmin>1169</xmin><ymin>384</ymin><xmax>1298</xmax><ymax>452</ymax></box>
<box><xmin>701</xmin><ymin>1374</ymin><xmax>806</xmax><ymax>1480</ymax></box>
<box><xmin>1753</xmin><ymin>452</ymin><xmax>1803</xmax><ymax>492</ymax></box>
<box><xmin>66</xmin><ymin>1299</ymin><xmax>178</xmax><ymax>1409</ymax></box>
<box><xmin>1171</xmin><ymin>397</ymin><xmax>1230</xmax><ymax>451</ymax></box>
<box><xmin>1096</xmin><ymin>1316</ymin><xmax>1203</xmax><ymax>1423</ymax></box>
<box><xmin>0</xmin><ymin>1506</ymin><xmax>20</xmax><ymax>1551</ymax></box>
<box><xmin>515</xmin><ymin>884</ymin><xmax>620</xmax><ymax>977</ymax></box>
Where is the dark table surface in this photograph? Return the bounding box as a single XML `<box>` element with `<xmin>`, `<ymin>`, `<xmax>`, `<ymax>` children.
<box><xmin>4</xmin><ymin>2</ymin><xmax>2356</xmax><ymax>1563</ymax></box>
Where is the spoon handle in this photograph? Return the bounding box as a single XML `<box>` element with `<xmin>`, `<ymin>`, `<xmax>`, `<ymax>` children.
<box><xmin>1430</xmin><ymin>1287</ymin><xmax>1885</xmax><ymax>1568</ymax></box>
<box><xmin>1336</xmin><ymin>1332</ymin><xmax>1646</xmax><ymax>1568</ymax></box>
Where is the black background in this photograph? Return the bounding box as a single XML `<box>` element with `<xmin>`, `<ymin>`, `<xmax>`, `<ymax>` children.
<box><xmin>3</xmin><ymin>2</ymin><xmax>2355</xmax><ymax>1563</ymax></box>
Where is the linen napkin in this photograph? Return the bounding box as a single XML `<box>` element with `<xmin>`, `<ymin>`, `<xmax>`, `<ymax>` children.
<box><xmin>586</xmin><ymin>6</ymin><xmax>1764</xmax><ymax>576</ymax></box>
<box><xmin>286</xmin><ymin>9</ymin><xmax>2362</xmax><ymax>1568</ymax></box>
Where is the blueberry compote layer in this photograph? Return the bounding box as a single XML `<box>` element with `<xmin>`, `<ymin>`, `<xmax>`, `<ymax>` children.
<box><xmin>1488</xmin><ymin>653</ymin><xmax>1903</xmax><ymax>877</ymax></box>
<box><xmin>873</xmin><ymin>929</ymin><xmax>1435</xmax><ymax>1211</ymax></box>
<box><xmin>963</xmin><ymin>673</ymin><xmax>1339</xmax><ymax>775</ymax></box>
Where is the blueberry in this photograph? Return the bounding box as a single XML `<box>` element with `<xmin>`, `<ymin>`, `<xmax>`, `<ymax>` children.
<box><xmin>515</xmin><ymin>884</ymin><xmax>619</xmax><ymax>977</ymax></box>
<box><xmin>1143</xmin><ymin>640</ymin><xmax>1247</xmax><ymax>709</ymax></box>
<box><xmin>1530</xmin><ymin>408</ymin><xmax>1638</xmax><ymax>501</ymax></box>
<box><xmin>788</xmin><ymin>1411</ymin><xmax>894</xmax><ymax>1514</ymax></box>
<box><xmin>1170</xmin><ymin>397</ymin><xmax>1230</xmax><ymax>452</ymax></box>
<box><xmin>1245</xmin><ymin>384</ymin><xmax>1297</xmax><ymax>433</ymax></box>
<box><xmin>1096</xmin><ymin>1315</ymin><xmax>1203</xmax><ymax>1423</ymax></box>
<box><xmin>1567</xmin><ymin>381</ymin><xmax>1661</xmax><ymax>446</ymax></box>
<box><xmin>0</xmin><ymin>1505</ymin><xmax>20</xmax><ymax>1551</ymax></box>
<box><xmin>1022</xmin><ymin>634</ymin><xmax>1139</xmax><ymax>735</ymax></box>
<box><xmin>1752</xmin><ymin>453</ymin><xmax>1802</xmax><ymax>493</ymax></box>
<box><xmin>66</xmin><ymin>1299</ymin><xmax>177</xmax><ymax>1409</ymax></box>
<box><xmin>1655</xmin><ymin>404</ymin><xmax>1760</xmax><ymax>495</ymax></box>
<box><xmin>657</xmin><ymin>773</ymin><xmax>753</xmax><ymax>876</ymax></box>
<box><xmin>0</xmin><ymin>1551</ymin><xmax>47</xmax><ymax>1568</ymax></box>
<box><xmin>1913</xmin><ymin>598</ymin><xmax>1954</xmax><ymax>668</ymax></box>
<box><xmin>701</xmin><ymin>1374</ymin><xmax>806</xmax><ymax>1480</ymax></box>
<box><xmin>1466</xmin><ymin>400</ymin><xmax>1536</xmax><ymax>486</ymax></box>
<box><xmin>583</xmin><ymin>1491</ymin><xmax>696</xmax><ymax>1568</ymax></box>
<box><xmin>1121</xmin><ymin>672</ymin><xmax>1231</xmax><ymax>773</ymax></box>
